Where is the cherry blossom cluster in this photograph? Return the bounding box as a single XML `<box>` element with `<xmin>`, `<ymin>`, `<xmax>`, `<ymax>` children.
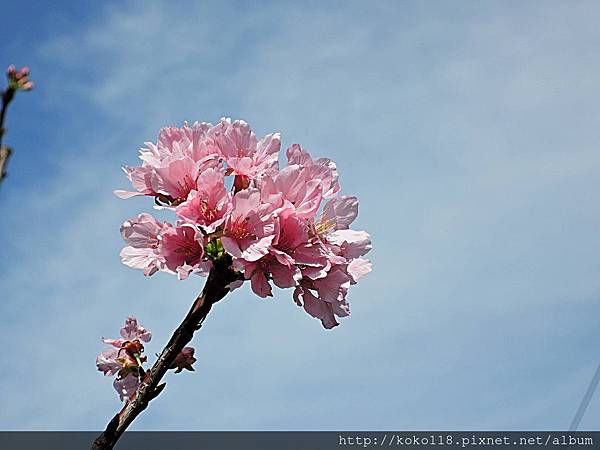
<box><xmin>115</xmin><ymin>118</ymin><xmax>372</xmax><ymax>329</ymax></box>
<box><xmin>96</xmin><ymin>317</ymin><xmax>196</xmax><ymax>401</ymax></box>
<box><xmin>6</xmin><ymin>65</ymin><xmax>33</xmax><ymax>91</ymax></box>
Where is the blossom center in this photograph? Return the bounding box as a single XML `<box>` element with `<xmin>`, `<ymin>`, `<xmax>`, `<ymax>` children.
<box><xmin>230</xmin><ymin>218</ymin><xmax>255</xmax><ymax>240</ymax></box>
<box><xmin>199</xmin><ymin>200</ymin><xmax>218</xmax><ymax>221</ymax></box>
<box><xmin>177</xmin><ymin>175</ymin><xmax>196</xmax><ymax>199</ymax></box>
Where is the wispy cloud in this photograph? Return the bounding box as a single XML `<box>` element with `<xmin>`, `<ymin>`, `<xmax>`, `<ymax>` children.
<box><xmin>0</xmin><ymin>0</ymin><xmax>599</xmax><ymax>430</ymax></box>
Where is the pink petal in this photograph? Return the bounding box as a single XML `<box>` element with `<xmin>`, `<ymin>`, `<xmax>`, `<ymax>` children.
<box><xmin>270</xmin><ymin>263</ymin><xmax>301</xmax><ymax>289</ymax></box>
<box><xmin>347</xmin><ymin>258</ymin><xmax>372</xmax><ymax>283</ymax></box>
<box><xmin>328</xmin><ymin>229</ymin><xmax>372</xmax><ymax>258</ymax></box>
<box><xmin>96</xmin><ymin>348</ymin><xmax>121</xmax><ymax>376</ymax></box>
<box><xmin>251</xmin><ymin>272</ymin><xmax>273</xmax><ymax>298</ymax></box>
<box><xmin>321</xmin><ymin>196</ymin><xmax>358</xmax><ymax>230</ymax></box>
<box><xmin>170</xmin><ymin>347</ymin><xmax>197</xmax><ymax>373</ymax></box>
<box><xmin>301</xmin><ymin>289</ymin><xmax>339</xmax><ymax>329</ymax></box>
<box><xmin>120</xmin><ymin>246</ymin><xmax>163</xmax><ymax>276</ymax></box>
<box><xmin>113</xmin><ymin>190</ymin><xmax>144</xmax><ymax>199</ymax></box>
<box><xmin>121</xmin><ymin>316</ymin><xmax>152</xmax><ymax>342</ymax></box>
<box><xmin>113</xmin><ymin>374</ymin><xmax>140</xmax><ymax>402</ymax></box>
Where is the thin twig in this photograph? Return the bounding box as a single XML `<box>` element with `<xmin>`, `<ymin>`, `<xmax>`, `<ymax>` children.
<box><xmin>0</xmin><ymin>87</ymin><xmax>15</xmax><ymax>187</ymax></box>
<box><xmin>0</xmin><ymin>88</ymin><xmax>15</xmax><ymax>148</ymax></box>
<box><xmin>91</xmin><ymin>255</ymin><xmax>242</xmax><ymax>450</ymax></box>
<box><xmin>0</xmin><ymin>145</ymin><xmax>11</xmax><ymax>184</ymax></box>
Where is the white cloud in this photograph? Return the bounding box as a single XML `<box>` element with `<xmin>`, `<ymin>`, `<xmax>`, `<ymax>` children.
<box><xmin>1</xmin><ymin>0</ymin><xmax>599</xmax><ymax>430</ymax></box>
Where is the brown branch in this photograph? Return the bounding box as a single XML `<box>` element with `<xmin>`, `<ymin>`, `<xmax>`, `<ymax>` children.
<box><xmin>0</xmin><ymin>145</ymin><xmax>11</xmax><ymax>185</ymax></box>
<box><xmin>0</xmin><ymin>88</ymin><xmax>15</xmax><ymax>188</ymax></box>
<box><xmin>91</xmin><ymin>255</ymin><xmax>243</xmax><ymax>450</ymax></box>
<box><xmin>0</xmin><ymin>88</ymin><xmax>13</xmax><ymax>146</ymax></box>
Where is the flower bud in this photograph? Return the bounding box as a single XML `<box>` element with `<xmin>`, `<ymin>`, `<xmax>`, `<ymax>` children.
<box><xmin>170</xmin><ymin>347</ymin><xmax>197</xmax><ymax>373</ymax></box>
<box><xmin>6</xmin><ymin>65</ymin><xmax>33</xmax><ymax>91</ymax></box>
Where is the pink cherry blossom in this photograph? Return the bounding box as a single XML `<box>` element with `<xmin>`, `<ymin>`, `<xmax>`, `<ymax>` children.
<box><xmin>313</xmin><ymin>196</ymin><xmax>372</xmax><ymax>260</ymax></box>
<box><xmin>214</xmin><ymin>118</ymin><xmax>280</xmax><ymax>182</ymax></box>
<box><xmin>327</xmin><ymin>229</ymin><xmax>372</xmax><ymax>259</ymax></box>
<box><xmin>119</xmin><ymin>213</ymin><xmax>167</xmax><ymax>276</ymax></box>
<box><xmin>114</xmin><ymin>374</ymin><xmax>140</xmax><ymax>402</ymax></box>
<box><xmin>238</xmin><ymin>252</ymin><xmax>301</xmax><ymax>298</ymax></box>
<box><xmin>159</xmin><ymin>223</ymin><xmax>207</xmax><ymax>280</ymax></box>
<box><xmin>138</xmin><ymin>122</ymin><xmax>221</xmax><ymax>168</ymax></box>
<box><xmin>101</xmin><ymin>316</ymin><xmax>151</xmax><ymax>349</ymax></box>
<box><xmin>114</xmin><ymin>122</ymin><xmax>223</xmax><ymax>205</ymax></box>
<box><xmin>119</xmin><ymin>246</ymin><xmax>164</xmax><ymax>277</ymax></box>
<box><xmin>115</xmin><ymin>117</ymin><xmax>373</xmax><ymax>330</ymax></box>
<box><xmin>120</xmin><ymin>213</ymin><xmax>164</xmax><ymax>249</ymax></box>
<box><xmin>97</xmin><ymin>317</ymin><xmax>151</xmax><ymax>401</ymax></box>
<box><xmin>152</xmin><ymin>156</ymin><xmax>201</xmax><ymax>202</ymax></box>
<box><xmin>293</xmin><ymin>265</ymin><xmax>352</xmax><ymax>329</ymax></box>
<box><xmin>289</xmin><ymin>248</ymin><xmax>330</xmax><ymax>282</ymax></box>
<box><xmin>259</xmin><ymin>164</ymin><xmax>323</xmax><ymax>219</ymax></box>
<box><xmin>170</xmin><ymin>347</ymin><xmax>197</xmax><ymax>373</ymax></box>
<box><xmin>236</xmin><ymin>211</ymin><xmax>308</xmax><ymax>297</ymax></box>
<box><xmin>96</xmin><ymin>348</ymin><xmax>124</xmax><ymax>376</ymax></box>
<box><xmin>175</xmin><ymin>168</ymin><xmax>231</xmax><ymax>233</ymax></box>
<box><xmin>6</xmin><ymin>65</ymin><xmax>33</xmax><ymax>91</ymax></box>
<box><xmin>221</xmin><ymin>188</ymin><xmax>277</xmax><ymax>262</ymax></box>
<box><xmin>318</xmin><ymin>196</ymin><xmax>358</xmax><ymax>230</ymax></box>
<box><xmin>116</xmin><ymin>154</ymin><xmax>204</xmax><ymax>203</ymax></box>
<box><xmin>347</xmin><ymin>258</ymin><xmax>373</xmax><ymax>284</ymax></box>
<box><xmin>114</xmin><ymin>165</ymin><xmax>155</xmax><ymax>199</ymax></box>
<box><xmin>293</xmin><ymin>284</ymin><xmax>345</xmax><ymax>329</ymax></box>
<box><xmin>120</xmin><ymin>316</ymin><xmax>152</xmax><ymax>342</ymax></box>
<box><xmin>289</xmin><ymin>194</ymin><xmax>372</xmax><ymax>328</ymax></box>
<box><xmin>286</xmin><ymin>144</ymin><xmax>340</xmax><ymax>199</ymax></box>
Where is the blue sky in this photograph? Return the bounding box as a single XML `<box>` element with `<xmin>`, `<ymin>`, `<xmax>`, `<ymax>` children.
<box><xmin>1</xmin><ymin>0</ymin><xmax>599</xmax><ymax>431</ymax></box>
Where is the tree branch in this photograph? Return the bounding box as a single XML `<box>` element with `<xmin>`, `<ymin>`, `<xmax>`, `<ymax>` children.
<box><xmin>91</xmin><ymin>255</ymin><xmax>242</xmax><ymax>450</ymax></box>
<box><xmin>0</xmin><ymin>145</ymin><xmax>11</xmax><ymax>185</ymax></box>
<box><xmin>0</xmin><ymin>65</ymin><xmax>33</xmax><ymax>189</ymax></box>
<box><xmin>0</xmin><ymin>87</ymin><xmax>15</xmax><ymax>188</ymax></box>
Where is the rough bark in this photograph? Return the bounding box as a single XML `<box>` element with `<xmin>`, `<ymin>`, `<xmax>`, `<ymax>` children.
<box><xmin>91</xmin><ymin>256</ymin><xmax>242</xmax><ymax>450</ymax></box>
<box><xmin>0</xmin><ymin>87</ymin><xmax>15</xmax><ymax>188</ymax></box>
<box><xmin>0</xmin><ymin>145</ymin><xmax>11</xmax><ymax>185</ymax></box>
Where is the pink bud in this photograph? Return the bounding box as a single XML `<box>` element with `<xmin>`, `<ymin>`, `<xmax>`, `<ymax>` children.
<box><xmin>6</xmin><ymin>65</ymin><xmax>34</xmax><ymax>91</ymax></box>
<box><xmin>170</xmin><ymin>347</ymin><xmax>197</xmax><ymax>373</ymax></box>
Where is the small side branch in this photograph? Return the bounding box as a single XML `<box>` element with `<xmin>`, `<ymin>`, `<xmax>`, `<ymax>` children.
<box><xmin>91</xmin><ymin>256</ymin><xmax>242</xmax><ymax>450</ymax></box>
<box><xmin>0</xmin><ymin>145</ymin><xmax>11</xmax><ymax>185</ymax></box>
<box><xmin>0</xmin><ymin>87</ymin><xmax>15</xmax><ymax>189</ymax></box>
<box><xmin>0</xmin><ymin>65</ymin><xmax>33</xmax><ymax>190</ymax></box>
